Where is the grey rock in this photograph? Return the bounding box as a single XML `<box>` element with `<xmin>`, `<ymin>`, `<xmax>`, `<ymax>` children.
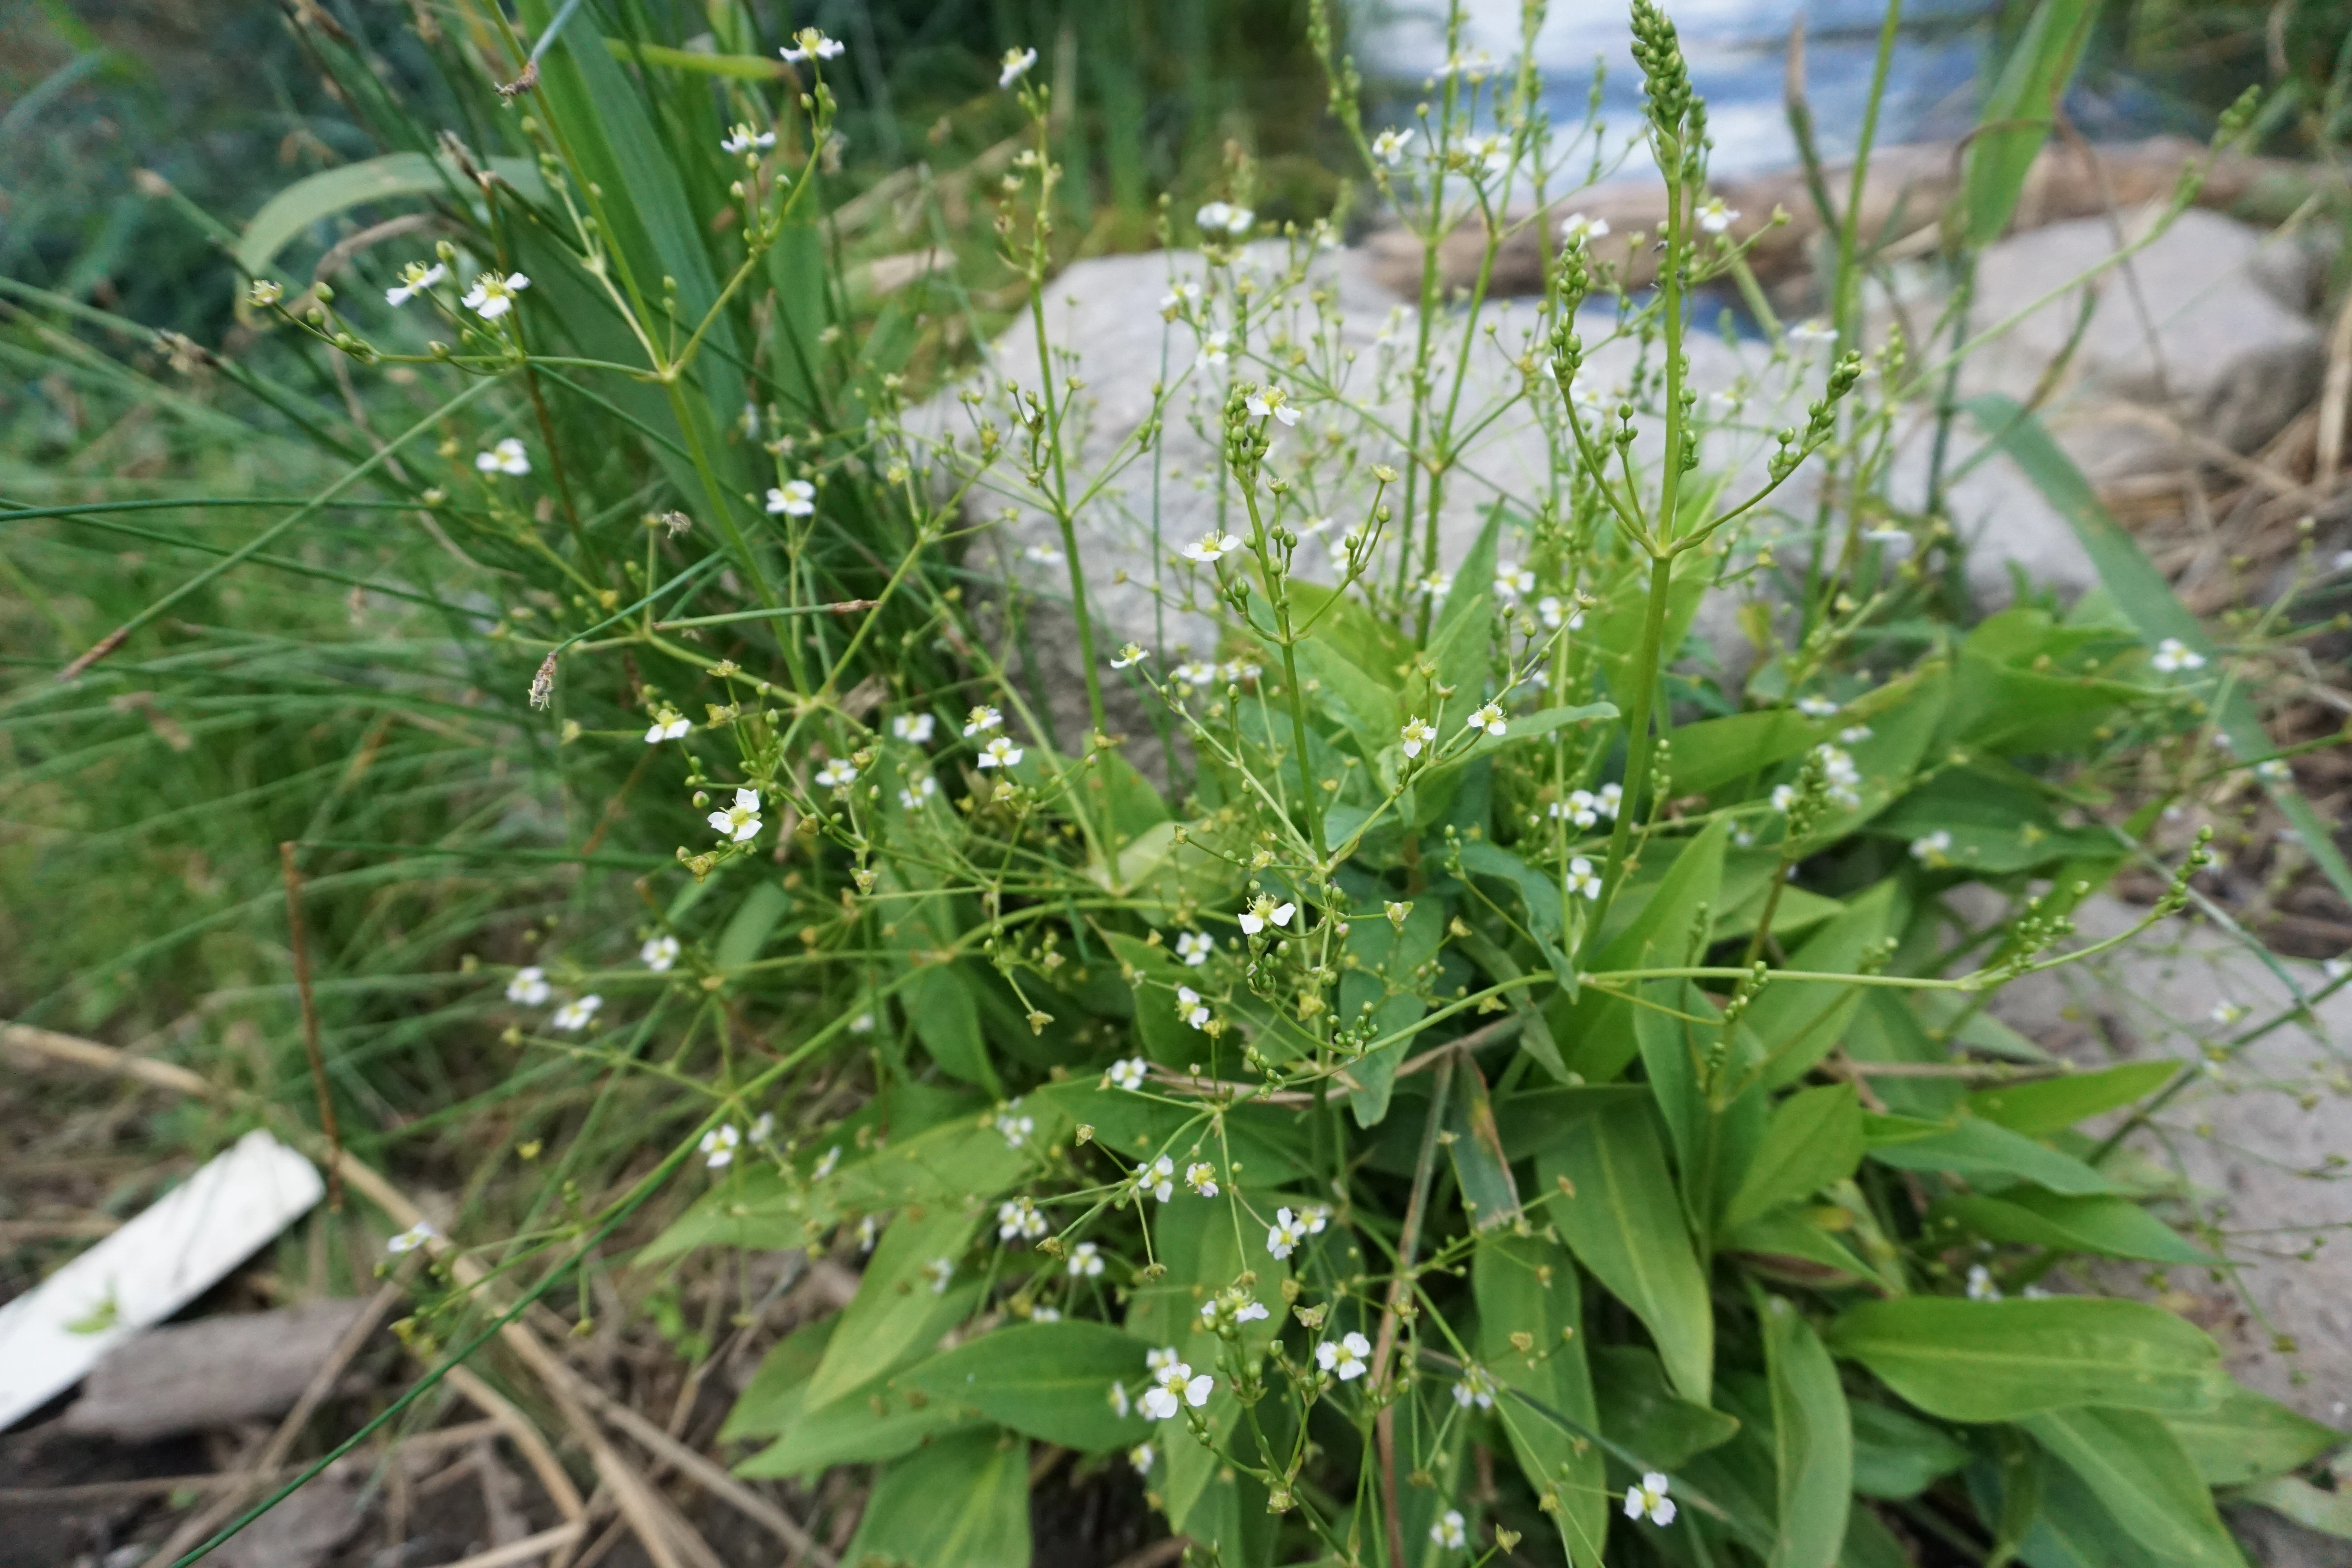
<box><xmin>2230</xmin><ymin>1503</ymin><xmax>2352</xmax><ymax>1568</ymax></box>
<box><xmin>62</xmin><ymin>1299</ymin><xmax>373</xmax><ymax>1441</ymax></box>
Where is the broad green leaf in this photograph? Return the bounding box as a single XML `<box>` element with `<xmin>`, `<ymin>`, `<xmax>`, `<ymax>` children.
<box><xmin>2023</xmin><ymin>1405</ymin><xmax>2249</xmax><ymax>1568</ymax></box>
<box><xmin>1868</xmin><ymin>770</ymin><xmax>2114</xmax><ymax>874</ymax></box>
<box><xmin>235</xmin><ymin>152</ymin><xmax>548</xmax><ymax>276</ymax></box>
<box><xmin>1960</xmin><ymin>0</ymin><xmax>2096</xmax><ymax>247</ymax></box>
<box><xmin>1669</xmin><ymin>710</ymin><xmax>1817</xmax><ymax>799</ymax></box>
<box><xmin>1929</xmin><ymin>1191</ymin><xmax>2216</xmax><ymax>1265</ymax></box>
<box><xmin>1335</xmin><ymin>897</ymin><xmax>1442</xmax><ymax>1125</ymax></box>
<box><xmin>1724</xmin><ymin>1085</ymin><xmax>1865</xmax><ymax>1232</ymax></box>
<box><xmin>1964</xmin><ymin>1062</ymin><xmax>2176</xmax><ymax>1135</ymax></box>
<box><xmin>713</xmin><ymin>880</ymin><xmax>790</xmax><ymax>970</ymax></box>
<box><xmin>1866</xmin><ymin>1114</ymin><xmax>2123</xmax><ymax>1196</ymax></box>
<box><xmin>733</xmin><ymin>1365</ymin><xmax>980</xmax><ymax>1475</ymax></box>
<box><xmin>902</xmin><ymin>1321</ymin><xmax>1153</xmax><ymax>1452</ymax></box>
<box><xmin>1751</xmin><ymin>883</ymin><xmax>1903</xmax><ymax>1087</ymax></box>
<box><xmin>1761</xmin><ymin>1296</ymin><xmax>1852</xmax><ymax>1568</ymax></box>
<box><xmin>1436</xmin><ymin>507</ymin><xmax>1504</xmax><ymax>647</ymax></box>
<box><xmin>1540</xmin><ymin>1105</ymin><xmax>1714</xmax><ymax>1402</ymax></box>
<box><xmin>1456</xmin><ymin>839</ymin><xmax>1564</xmax><ymax>943</ymax></box>
<box><xmin>1292</xmin><ymin>635</ymin><xmax>1402</xmax><ymax>759</ymax></box>
<box><xmin>1102</xmin><ymin>931</ymin><xmax>1214</xmax><ymax>1069</ymax></box>
<box><xmin>2233</xmin><ymin>1475</ymin><xmax>2352</xmax><ymax>1541</ymax></box>
<box><xmin>1828</xmin><ymin>1297</ymin><xmax>2225</xmax><ymax>1422</ymax></box>
<box><xmin>721</xmin><ymin>1317</ymin><xmax>836</xmax><ymax>1441</ymax></box>
<box><xmin>1557</xmin><ymin>818</ymin><xmax>1732</xmax><ymax>1082</ymax></box>
<box><xmin>1591</xmin><ymin>1345</ymin><xmax>1742</xmax><ymax>1469</ymax></box>
<box><xmin>1477</xmin><ymin>1233</ymin><xmax>1606</xmax><ymax>1568</ymax></box>
<box><xmin>1722</xmin><ymin>1210</ymin><xmax>1883</xmax><ymax>1290</ymax></box>
<box><xmin>2164</xmin><ymin>1380</ymin><xmax>2344</xmax><ymax>1488</ymax></box>
<box><xmin>1848</xmin><ymin>1401</ymin><xmax>1969</xmax><ymax>1499</ymax></box>
<box><xmin>1288</xmin><ymin>581</ymin><xmax>1408</xmax><ymax>684</ymax></box>
<box><xmin>1031</xmin><ymin>1079</ymin><xmax>1312</xmax><ymax>1187</ymax></box>
<box><xmin>1494</xmin><ymin>1085</ymin><xmax>1649</xmax><ymax>1161</ymax></box>
<box><xmin>1444</xmin><ymin>1055</ymin><xmax>1523</xmax><ymax>1230</ymax></box>
<box><xmin>1966</xmin><ymin>392</ymin><xmax>2352</xmax><ymax>911</ymax></box>
<box><xmin>1633</xmin><ymin>978</ymin><xmax>1764</xmax><ymax>1241</ymax></box>
<box><xmin>843</xmin><ymin>1428</ymin><xmax>1031</xmax><ymax>1568</ymax></box>
<box><xmin>804</xmin><ymin>1204</ymin><xmax>981</xmax><ymax>1409</ymax></box>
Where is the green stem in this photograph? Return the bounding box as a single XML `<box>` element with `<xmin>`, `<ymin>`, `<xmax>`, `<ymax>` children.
<box><xmin>1580</xmin><ymin>552</ymin><xmax>1673</xmax><ymax>965</ymax></box>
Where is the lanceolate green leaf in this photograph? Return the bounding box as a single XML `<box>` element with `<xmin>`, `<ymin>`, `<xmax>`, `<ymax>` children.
<box><xmin>2164</xmin><ymin>1380</ymin><xmax>2345</xmax><ymax>1488</ymax></box>
<box><xmin>1827</xmin><ymin>1298</ymin><xmax>2225</xmax><ymax>1422</ymax></box>
<box><xmin>1929</xmin><ymin>1190</ymin><xmax>2217</xmax><ymax>1265</ymax></box>
<box><xmin>804</xmin><ymin>1203</ymin><xmax>981</xmax><ymax>1409</ymax></box>
<box><xmin>1541</xmin><ymin>1106</ymin><xmax>1715</xmax><ymax>1403</ymax></box>
<box><xmin>236</xmin><ymin>153</ymin><xmax>548</xmax><ymax>276</ymax></box>
<box><xmin>2023</xmin><ymin>1406</ymin><xmax>2250</xmax><ymax>1568</ymax></box>
<box><xmin>1723</xmin><ymin>1084</ymin><xmax>1864</xmax><ymax>1233</ymax></box>
<box><xmin>843</xmin><ymin>1429</ymin><xmax>1032</xmax><ymax>1568</ymax></box>
<box><xmin>901</xmin><ymin>1321</ymin><xmax>1153</xmax><ymax>1453</ymax></box>
<box><xmin>1963</xmin><ymin>1061</ymin><xmax>2176</xmax><ymax>1136</ymax></box>
<box><xmin>1476</xmin><ymin>1234</ymin><xmax>1606</xmax><ymax>1568</ymax></box>
<box><xmin>1760</xmin><ymin>1297</ymin><xmax>1852</xmax><ymax>1568</ymax></box>
<box><xmin>1959</xmin><ymin>0</ymin><xmax>2096</xmax><ymax>248</ymax></box>
<box><xmin>1865</xmin><ymin>1114</ymin><xmax>2122</xmax><ymax>1196</ymax></box>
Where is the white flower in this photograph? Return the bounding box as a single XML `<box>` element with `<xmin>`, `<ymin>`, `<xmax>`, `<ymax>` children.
<box><xmin>1839</xmin><ymin>725</ymin><xmax>1874</xmax><ymax>744</ymax></box>
<box><xmin>1452</xmin><ymin>1365</ymin><xmax>1497</xmax><ymax>1410</ymax></box>
<box><xmin>2325</xmin><ymin>956</ymin><xmax>2350</xmax><ymax>983</ymax></box>
<box><xmin>1141</xmin><ymin>1156</ymin><xmax>1176</xmax><ymax>1203</ymax></box>
<box><xmin>1267</xmin><ymin>1207</ymin><xmax>1308</xmax><ymax>1259</ymax></box>
<box><xmin>1415</xmin><ymin>570</ymin><xmax>1453</xmax><ymax>599</ymax></box>
<box><xmin>1147</xmin><ymin>1346</ymin><xmax>1181</xmax><ymax>1374</ymax></box>
<box><xmin>1182</xmin><ymin>530</ymin><xmax>1241</xmax><ymax>564</ymax></box>
<box><xmin>995</xmin><ymin>1112</ymin><xmax>1035</xmax><ymax>1148</ymax></box>
<box><xmin>1107</xmin><ymin>1057</ymin><xmax>1149</xmax><ymax>1092</ymax></box>
<box><xmin>1244</xmin><ymin>385</ymin><xmax>1300</xmax><ymax>426</ymax></box>
<box><xmin>720</xmin><ymin>124</ymin><xmax>776</xmax><ymax>154</ymax></box>
<box><xmin>1238</xmin><ymin>895</ymin><xmax>1296</xmax><ymax>935</ymax></box>
<box><xmin>1786</xmin><ymin>319</ymin><xmax>1838</xmax><ymax>345</ymax></box>
<box><xmin>461</xmin><ymin>271</ymin><xmax>530</xmax><ymax>319</ymax></box>
<box><xmin>1195</xmin><ymin>201</ymin><xmax>1253</xmax><ymax>236</ymax></box>
<box><xmin>1771</xmin><ymin>783</ymin><xmax>1798</xmax><ymax>813</ymax></box>
<box><xmin>780</xmin><ymin>28</ymin><xmax>844</xmax><ymax>61</ymax></box>
<box><xmin>997</xmin><ymin>1197</ymin><xmax>1048</xmax><ymax>1243</ymax></box>
<box><xmin>1597</xmin><ymin>783</ymin><xmax>1622</xmax><ymax>818</ymax></box>
<box><xmin>813</xmin><ymin>758</ymin><xmax>858</xmax><ymax>789</ymax></box>
<box><xmin>640</xmin><ymin>935</ymin><xmax>681</xmax><ymax>972</ymax></box>
<box><xmin>898</xmin><ymin>775</ymin><xmax>938</xmax><ymax>810</ymax></box>
<box><xmin>1159</xmin><ymin>281</ymin><xmax>1201</xmax><ymax>314</ymax></box>
<box><xmin>1565</xmin><ymin>857</ymin><xmax>1601</xmax><ymax>900</ymax></box>
<box><xmin>891</xmin><ymin>712</ymin><xmax>936</xmax><ymax>744</ymax></box>
<box><xmin>386</xmin><ymin>1221</ymin><xmax>437</xmax><ymax>1255</ymax></box>
<box><xmin>1537</xmin><ymin>595</ymin><xmax>1583</xmax><ymax>631</ymax></box>
<box><xmin>1030</xmin><ymin>1305</ymin><xmax>1061</xmax><ymax>1322</ymax></box>
<box><xmin>1184</xmin><ymin>1161</ymin><xmax>1220</xmax><ymax>1198</ymax></box>
<box><xmin>978</xmin><ymin>736</ymin><xmax>1024</xmax><ymax>770</ymax></box>
<box><xmin>1435</xmin><ymin>49</ymin><xmax>1496</xmax><ymax>80</ymax></box>
<box><xmin>1399</xmin><ymin>716</ymin><xmax>1436</xmax><ymax>759</ymax></box>
<box><xmin>506</xmin><ymin>966</ymin><xmax>552</xmax><ymax>1005</ymax></box>
<box><xmin>1172</xmin><ymin>660</ymin><xmax>1218</xmax><ymax>690</ymax></box>
<box><xmin>1797</xmin><ymin>695</ymin><xmax>1839</xmax><ymax>718</ymax></box>
<box><xmin>1559</xmin><ymin>211</ymin><xmax>1611</xmax><ymax>244</ymax></box>
<box><xmin>998</xmin><ymin>46</ymin><xmax>1037</xmax><ymax>87</ymax></box>
<box><xmin>1697</xmin><ymin>197</ymin><xmax>1739</xmax><ymax>233</ymax></box>
<box><xmin>1174</xmin><ymin>985</ymin><xmax>1211</xmax><ymax>1030</ymax></box>
<box><xmin>475</xmin><ymin>438</ymin><xmax>531</xmax><ymax>476</ymax></box>
<box><xmin>550</xmin><ymin>995</ymin><xmax>603</xmax><ymax>1032</ymax></box>
<box><xmin>1625</xmin><ymin>1472</ymin><xmax>1676</xmax><ymax>1526</ymax></box>
<box><xmin>1468</xmin><ymin>703</ymin><xmax>1507</xmax><ymax>739</ymax></box>
<box><xmin>1110</xmin><ymin>642</ymin><xmax>1147</xmax><ymax>669</ymax></box>
<box><xmin>1175</xmin><ymin>931</ymin><xmax>1214</xmax><ymax>966</ymax></box>
<box><xmin>766</xmin><ymin>480</ymin><xmax>816</xmax><ymax>516</ymax></box>
<box><xmin>248</xmin><ymin>279</ymin><xmax>284</xmax><ymax>307</ymax></box>
<box><xmin>1128</xmin><ymin>1442</ymin><xmax>1154</xmax><ymax>1473</ymax></box>
<box><xmin>855</xmin><ymin>1214</ymin><xmax>878</xmax><ymax>1251</ymax></box>
<box><xmin>385</xmin><ymin>260</ymin><xmax>446</xmax><ymax>307</ymax></box>
<box><xmin>2255</xmin><ymin>758</ymin><xmax>2292</xmax><ymax>783</ymax></box>
<box><xmin>1494</xmin><ymin>562</ymin><xmax>1536</xmax><ymax>601</ymax></box>
<box><xmin>1568</xmin><ymin>373</ymin><xmax>1608</xmax><ymax>411</ymax></box>
<box><xmin>964</xmin><ymin>705</ymin><xmax>1002</xmax><ymax>736</ymax></box>
<box><xmin>644</xmin><ymin>707</ymin><xmax>690</xmax><ymax>743</ymax></box>
<box><xmin>1966</xmin><ymin>1263</ymin><xmax>2002</xmax><ymax>1301</ymax></box>
<box><xmin>1142</xmin><ymin>1355</ymin><xmax>1216</xmax><ymax>1419</ymax></box>
<box><xmin>1431</xmin><ymin>1509</ymin><xmax>1468</xmax><ymax>1550</ymax></box>
<box><xmin>1023</xmin><ymin>543</ymin><xmax>1065</xmax><ymax>566</ymax></box>
<box><xmin>2151</xmin><ymin>637</ymin><xmax>2205</xmax><ymax>674</ymax></box>
<box><xmin>919</xmin><ymin>1256</ymin><xmax>955</xmax><ymax>1293</ymax></box>
<box><xmin>699</xmin><ymin>1124</ymin><xmax>741</xmax><ymax>1168</ymax></box>
<box><xmin>709</xmin><ymin>786</ymin><xmax>762</xmax><ymax>842</ymax></box>
<box><xmin>1194</xmin><ymin>329</ymin><xmax>1231</xmax><ymax>370</ymax></box>
<box><xmin>1317</xmin><ymin>1331</ymin><xmax>1372</xmax><ymax>1381</ymax></box>
<box><xmin>1465</xmin><ymin>132</ymin><xmax>1510</xmax><ymax>177</ymax></box>
<box><xmin>2210</xmin><ymin>1000</ymin><xmax>2249</xmax><ymax>1026</ymax></box>
<box><xmin>1553</xmin><ymin>790</ymin><xmax>1599</xmax><ymax>829</ymax></box>
<box><xmin>1303</xmin><ymin>1204</ymin><xmax>1330</xmax><ymax>1234</ymax></box>
<box><xmin>1909</xmin><ymin>830</ymin><xmax>1954</xmax><ymax>867</ymax></box>
<box><xmin>1372</xmin><ymin>127</ymin><xmax>1414</xmax><ymax>165</ymax></box>
<box><xmin>1054</xmin><ymin>1241</ymin><xmax>1101</xmax><ymax>1281</ymax></box>
<box><xmin>810</xmin><ymin>1143</ymin><xmax>839</xmax><ymax>1179</ymax></box>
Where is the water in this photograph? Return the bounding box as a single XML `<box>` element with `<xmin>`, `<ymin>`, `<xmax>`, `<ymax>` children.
<box><xmin>1361</xmin><ymin>0</ymin><xmax>2003</xmax><ymax>179</ymax></box>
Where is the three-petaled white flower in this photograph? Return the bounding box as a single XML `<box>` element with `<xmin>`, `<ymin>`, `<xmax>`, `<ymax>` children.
<box><xmin>1840</xmin><ymin>725</ymin><xmax>1874</xmax><ymax>744</ymax></box>
<box><xmin>1696</xmin><ymin>197</ymin><xmax>1739</xmax><ymax>233</ymax></box>
<box><xmin>1110</xmin><ymin>642</ymin><xmax>1147</xmax><ymax>669</ymax></box>
<box><xmin>645</xmin><ymin>708</ymin><xmax>690</xmax><ymax>743</ymax></box>
<box><xmin>1625</xmin><ymin>1472</ymin><xmax>1676</xmax><ymax>1526</ymax></box>
<box><xmin>813</xmin><ymin>758</ymin><xmax>857</xmax><ymax>789</ymax></box>
<box><xmin>1317</xmin><ymin>1331</ymin><xmax>1372</xmax><ymax>1381</ymax></box>
<box><xmin>809</xmin><ymin>1143</ymin><xmax>838</xmax><ymax>1178</ymax></box>
<box><xmin>1399</xmin><ymin>716</ymin><xmax>1436</xmax><ymax>759</ymax></box>
<box><xmin>387</xmin><ymin>1221</ymin><xmax>438</xmax><ymax>1255</ymax></box>
<box><xmin>1966</xmin><ymin>1263</ymin><xmax>2002</xmax><ymax>1301</ymax></box>
<box><xmin>462</xmin><ymin>271</ymin><xmax>530</xmax><ymax>319</ymax></box>
<box><xmin>1797</xmin><ymin>695</ymin><xmax>1840</xmax><ymax>717</ymax></box>
<box><xmin>475</xmin><ymin>438</ymin><xmax>531</xmax><ymax>476</ymax></box>
<box><xmin>1183</xmin><ymin>530</ymin><xmax>1242</xmax><ymax>564</ymax></box>
<box><xmin>1468</xmin><ymin>703</ymin><xmax>1507</xmax><ymax>739</ymax></box>
<box><xmin>551</xmin><ymin>995</ymin><xmax>602</xmax><ymax>1032</ymax></box>
<box><xmin>1174</xmin><ymin>985</ymin><xmax>1211</xmax><ymax>1030</ymax></box>
<box><xmin>2210</xmin><ymin>999</ymin><xmax>2249</xmax><ymax>1025</ymax></box>
<box><xmin>1176</xmin><ymin>930</ymin><xmax>1214</xmax><ymax>966</ymax></box>
<box><xmin>506</xmin><ymin>966</ymin><xmax>552</xmax><ymax>1005</ymax></box>
<box><xmin>699</xmin><ymin>1124</ymin><xmax>740</xmax><ymax>1167</ymax></box>
<box><xmin>2254</xmin><ymin>757</ymin><xmax>2292</xmax><ymax>782</ymax></box>
<box><xmin>1140</xmin><ymin>1155</ymin><xmax>1176</xmax><ymax>1202</ymax></box>
<box><xmin>1141</xmin><ymin>1354</ymin><xmax>1215</xmax><ymax>1419</ymax></box>
<box><xmin>1172</xmin><ymin>660</ymin><xmax>1218</xmax><ymax>690</ymax></box>
<box><xmin>1129</xmin><ymin>1442</ymin><xmax>1154</xmax><ymax>1472</ymax></box>
<box><xmin>1431</xmin><ymin>1509</ymin><xmax>1468</xmax><ymax>1550</ymax></box>
<box><xmin>898</xmin><ymin>775</ymin><xmax>938</xmax><ymax>809</ymax></box>
<box><xmin>1194</xmin><ymin>329</ymin><xmax>1231</xmax><ymax>370</ymax></box>
<box><xmin>641</xmin><ymin>935</ymin><xmax>680</xmax><ymax>972</ymax></box>
<box><xmin>720</xmin><ymin>124</ymin><xmax>775</xmax><ymax>155</ymax></box>
<box><xmin>1194</xmin><ymin>201</ymin><xmax>1253</xmax><ymax>236</ymax></box>
<box><xmin>1415</xmin><ymin>570</ymin><xmax>1453</xmax><ymax>600</ymax></box>
<box><xmin>998</xmin><ymin>46</ymin><xmax>1037</xmax><ymax>88</ymax></box>
<box><xmin>1245</xmin><ymin>385</ymin><xmax>1300</xmax><ymax>426</ymax></box>
<box><xmin>2152</xmin><ymin>637</ymin><xmax>2205</xmax><ymax>673</ymax></box>
<box><xmin>1372</xmin><ymin>127</ymin><xmax>1414</xmax><ymax>166</ymax></box>
<box><xmin>1237</xmin><ymin>895</ymin><xmax>1295</xmax><ymax>935</ymax></box>
<box><xmin>1023</xmin><ymin>543</ymin><xmax>1064</xmax><ymax>566</ymax></box>
<box><xmin>995</xmin><ymin>1112</ymin><xmax>1034</xmax><ymax>1147</ymax></box>
<box><xmin>964</xmin><ymin>705</ymin><xmax>1002</xmax><ymax>735</ymax></box>
<box><xmin>249</xmin><ymin>279</ymin><xmax>284</xmax><ymax>306</ymax></box>
<box><xmin>920</xmin><ymin>1256</ymin><xmax>955</xmax><ymax>1293</ymax></box>
<box><xmin>1787</xmin><ymin>319</ymin><xmax>1838</xmax><ymax>346</ymax></box>
<box><xmin>892</xmin><ymin>712</ymin><xmax>936</xmax><ymax>744</ymax></box>
<box><xmin>1552</xmin><ymin>790</ymin><xmax>1598</xmax><ymax>828</ymax></box>
<box><xmin>1596</xmin><ymin>782</ymin><xmax>1622</xmax><ymax>818</ymax></box>
<box><xmin>709</xmin><ymin>787</ymin><xmax>762</xmax><ymax>842</ymax></box>
<box><xmin>1160</xmin><ymin>281</ymin><xmax>1201</xmax><ymax>315</ymax></box>
<box><xmin>1565</xmin><ymin>857</ymin><xmax>1601</xmax><ymax>900</ymax></box>
<box><xmin>1464</xmin><ymin>132</ymin><xmax>1509</xmax><ymax>176</ymax></box>
<box><xmin>1266</xmin><ymin>1206</ymin><xmax>1309</xmax><ymax>1259</ymax></box>
<box><xmin>978</xmin><ymin>736</ymin><xmax>1024</xmax><ymax>770</ymax></box>
<box><xmin>1559</xmin><ymin>211</ymin><xmax>1611</xmax><ymax>244</ymax></box>
<box><xmin>766</xmin><ymin>480</ymin><xmax>815</xmax><ymax>516</ymax></box>
<box><xmin>1069</xmin><ymin>1240</ymin><xmax>1106</xmax><ymax>1278</ymax></box>
<box><xmin>1452</xmin><ymin>1365</ymin><xmax>1497</xmax><ymax>1409</ymax></box>
<box><xmin>1184</xmin><ymin>1161</ymin><xmax>1219</xmax><ymax>1197</ymax></box>
<box><xmin>1199</xmin><ymin>1286</ymin><xmax>1270</xmax><ymax>1325</ymax></box>
<box><xmin>386</xmin><ymin>260</ymin><xmax>446</xmax><ymax>307</ymax></box>
<box><xmin>780</xmin><ymin>28</ymin><xmax>844</xmax><ymax>62</ymax></box>
<box><xmin>997</xmin><ymin>1197</ymin><xmax>1048</xmax><ymax>1243</ymax></box>
<box><xmin>1537</xmin><ymin>594</ymin><xmax>1583</xmax><ymax>631</ymax></box>
<box><xmin>1494</xmin><ymin>562</ymin><xmax>1536</xmax><ymax>601</ymax></box>
<box><xmin>1106</xmin><ymin>1057</ymin><xmax>1149</xmax><ymax>1092</ymax></box>
<box><xmin>1909</xmin><ymin>830</ymin><xmax>1953</xmax><ymax>866</ymax></box>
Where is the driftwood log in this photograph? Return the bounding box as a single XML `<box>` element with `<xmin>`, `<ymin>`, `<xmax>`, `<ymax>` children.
<box><xmin>1363</xmin><ymin>136</ymin><xmax>2313</xmax><ymax>299</ymax></box>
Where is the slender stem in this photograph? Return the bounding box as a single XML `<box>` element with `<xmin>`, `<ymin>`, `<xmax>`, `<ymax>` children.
<box><xmin>1372</xmin><ymin>1049</ymin><xmax>1452</xmax><ymax>1568</ymax></box>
